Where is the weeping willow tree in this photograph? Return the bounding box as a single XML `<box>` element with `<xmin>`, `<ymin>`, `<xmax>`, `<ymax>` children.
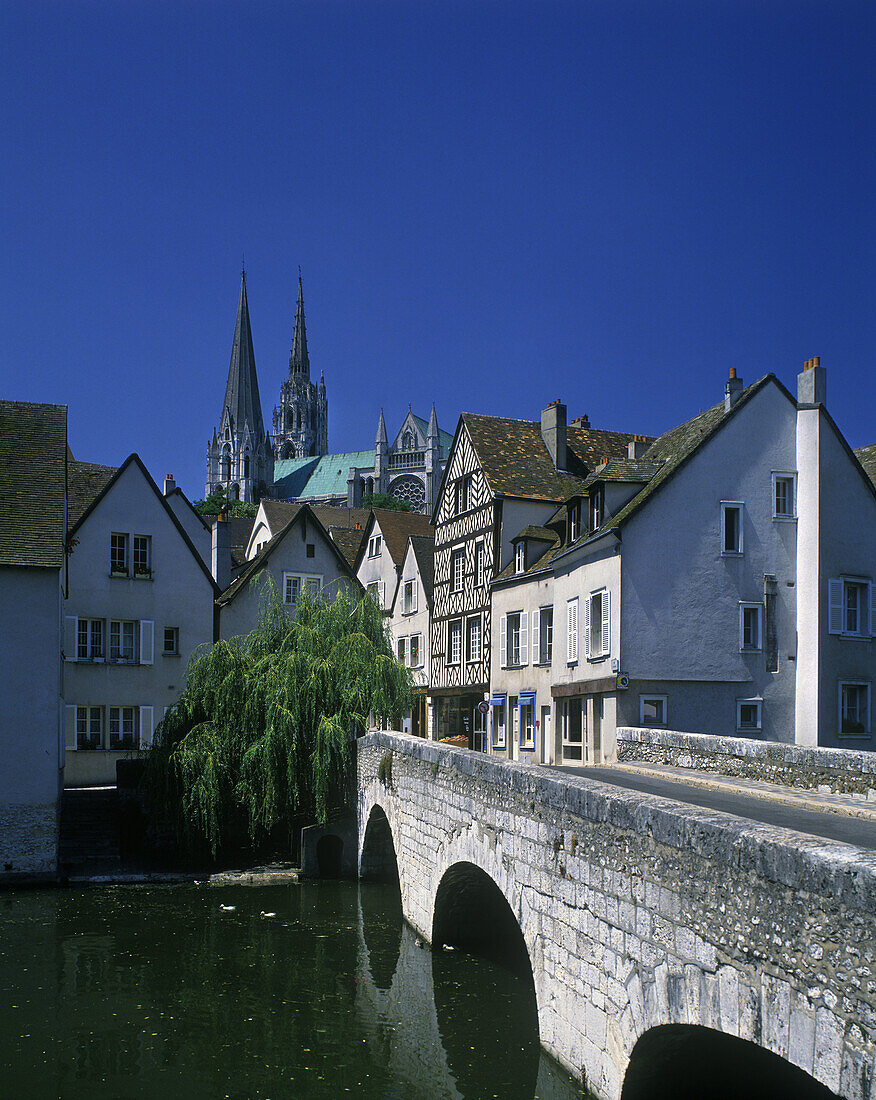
<box><xmin>144</xmin><ymin>580</ymin><xmax>411</xmax><ymax>858</ymax></box>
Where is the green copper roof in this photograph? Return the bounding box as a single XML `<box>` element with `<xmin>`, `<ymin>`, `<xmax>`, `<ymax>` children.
<box><xmin>273</xmin><ymin>450</ymin><xmax>375</xmax><ymax>500</ymax></box>
<box><xmin>411</xmin><ymin>414</ymin><xmax>453</xmax><ymax>457</ymax></box>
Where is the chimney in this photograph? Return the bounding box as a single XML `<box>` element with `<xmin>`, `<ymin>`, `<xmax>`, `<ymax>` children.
<box><xmin>571</xmin><ymin>413</ymin><xmax>590</xmax><ymax>428</ymax></box>
<box><xmin>164</xmin><ymin>474</ymin><xmax>176</xmax><ymax>496</ymax></box>
<box><xmin>797</xmin><ymin>356</ymin><xmax>826</xmax><ymax>405</ymax></box>
<box><xmin>541</xmin><ymin>400</ymin><xmax>567</xmax><ymax>471</ymax></box>
<box><xmin>211</xmin><ymin>514</ymin><xmax>231</xmax><ymax>591</ymax></box>
<box><xmin>627</xmin><ymin>435</ymin><xmax>648</xmax><ymax>460</ymax></box>
<box><xmin>724</xmin><ymin>367</ymin><xmax>743</xmax><ymax>412</ymax></box>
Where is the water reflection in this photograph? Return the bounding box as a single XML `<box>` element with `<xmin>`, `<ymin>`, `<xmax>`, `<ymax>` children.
<box><xmin>0</xmin><ymin>883</ymin><xmax>584</xmax><ymax>1099</ymax></box>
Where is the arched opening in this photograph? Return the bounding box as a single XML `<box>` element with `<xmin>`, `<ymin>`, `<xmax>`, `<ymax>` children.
<box><xmin>359</xmin><ymin>805</ymin><xmax>399</xmax><ymax>885</ymax></box>
<box><xmin>622</xmin><ymin>1025</ymin><xmax>838</xmax><ymax>1100</ymax></box>
<box><xmin>432</xmin><ymin>861</ymin><xmax>531</xmax><ymax>980</ymax></box>
<box><xmin>220</xmin><ymin>447</ymin><xmax>231</xmax><ymax>481</ymax></box>
<box><xmin>402</xmin><ymin>429</ymin><xmax>414</xmax><ymax>452</ymax></box>
<box><xmin>243</xmin><ymin>452</ymin><xmax>250</xmax><ymax>478</ymax></box>
<box><xmin>316</xmin><ymin>834</ymin><xmax>343</xmax><ymax>878</ymax></box>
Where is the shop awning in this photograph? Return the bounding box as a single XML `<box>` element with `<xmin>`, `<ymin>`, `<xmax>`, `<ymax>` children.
<box><xmin>489</xmin><ymin>693</ymin><xmax>507</xmax><ymax>707</ymax></box>
<box><xmin>517</xmin><ymin>692</ymin><xmax>537</xmax><ymax>707</ymax></box>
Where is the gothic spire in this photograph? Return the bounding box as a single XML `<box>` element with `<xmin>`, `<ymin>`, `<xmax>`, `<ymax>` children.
<box><xmin>290</xmin><ymin>272</ymin><xmax>310</xmax><ymax>378</ymax></box>
<box><xmin>427</xmin><ymin>401</ymin><xmax>439</xmax><ymax>441</ymax></box>
<box><xmin>221</xmin><ymin>270</ymin><xmax>265</xmax><ymax>441</ymax></box>
<box><xmin>376</xmin><ymin>407</ymin><xmax>388</xmax><ymax>445</ymax></box>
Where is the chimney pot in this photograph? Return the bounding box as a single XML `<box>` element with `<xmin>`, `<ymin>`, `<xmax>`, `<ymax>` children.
<box><xmin>729</xmin><ymin>368</ymin><xmax>737</xmax><ymax>379</ymax></box>
<box><xmin>798</xmin><ymin>356</ymin><xmax>826</xmax><ymax>405</ymax></box>
<box><xmin>164</xmin><ymin>474</ymin><xmax>176</xmax><ymax>496</ymax></box>
<box><xmin>725</xmin><ymin>369</ymin><xmax>744</xmax><ymax>412</ymax></box>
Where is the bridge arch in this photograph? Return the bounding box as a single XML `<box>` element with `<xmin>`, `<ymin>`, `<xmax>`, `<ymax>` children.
<box><xmin>359</xmin><ymin>802</ymin><xmax>399</xmax><ymax>885</ymax></box>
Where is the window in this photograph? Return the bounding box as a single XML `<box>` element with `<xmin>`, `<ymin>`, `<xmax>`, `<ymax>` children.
<box><xmin>243</xmin><ymin>452</ymin><xmax>250</xmax><ymax>478</ymax></box>
<box><xmin>829</xmin><ymin>578</ymin><xmax>872</xmax><ymax>638</ymax></box>
<box><xmin>76</xmin><ymin>706</ymin><xmax>102</xmax><ymax>750</ymax></box>
<box><xmin>538</xmin><ymin>606</ymin><xmax>553</xmax><ymax>664</ymax></box>
<box><xmin>773</xmin><ymin>474</ymin><xmax>796</xmax><ymax>519</ymax></box>
<box><xmin>410</xmin><ymin>633</ymin><xmax>421</xmax><ymax>668</ymax></box>
<box><xmin>502</xmin><ymin>611</ymin><xmax>527</xmax><ymax>666</ymax></box>
<box><xmin>515</xmin><ymin>543</ymin><xmax>525</xmax><ymax>574</ymax></box>
<box><xmin>455</xmin><ymin>475</ymin><xmax>472</xmax><ymax>515</ymax></box>
<box><xmin>519</xmin><ymin>699</ymin><xmax>535</xmax><ymax>750</ymax></box>
<box><xmin>163</xmin><ymin>627</ymin><xmax>179</xmax><ymax>655</ymax></box>
<box><xmin>586</xmin><ymin>589</ymin><xmax>610</xmax><ymax>660</ymax></box>
<box><xmin>447</xmin><ymin>620</ymin><xmax>462</xmax><ymax>664</ymax></box>
<box><xmin>397</xmin><ymin>637</ymin><xmax>408</xmax><ymax>665</ymax></box>
<box><xmin>736</xmin><ymin>698</ymin><xmax>762</xmax><ymax>733</ymax></box>
<box><xmin>466</xmin><ymin>616</ymin><xmax>481</xmax><ymax>663</ymax></box>
<box><xmin>491</xmin><ymin>695</ymin><xmax>507</xmax><ymax>749</ymax></box>
<box><xmin>306</xmin><ymin>543</ymin><xmax>315</xmax><ymax>558</ymax></box>
<box><xmin>284</xmin><ymin>573</ymin><xmax>323</xmax><ymax>604</ymax></box>
<box><xmin>721</xmin><ymin>503</ymin><xmax>743</xmax><ymax>555</ymax></box>
<box><xmin>560</xmin><ymin>697</ymin><xmax>585</xmax><ymax>761</ymax></box>
<box><xmin>133</xmin><ymin>535</ymin><xmax>151</xmax><ymax>577</ymax></box>
<box><xmin>77</xmin><ymin>619</ymin><xmax>104</xmax><ymax>661</ymax></box>
<box><xmin>109</xmin><ymin>706</ymin><xmax>138</xmax><ymax>750</ymax></box>
<box><xmin>110</xmin><ymin>533</ymin><xmax>129</xmax><ymax>575</ymax></box>
<box><xmin>366</xmin><ymin>581</ymin><xmax>381</xmax><ymax>608</ymax></box>
<box><xmin>839</xmin><ymin>682</ymin><xmax>870</xmax><ymax>737</ymax></box>
<box><xmin>640</xmin><ymin>695</ymin><xmax>668</xmax><ymax>727</ymax></box>
<box><xmin>451</xmin><ymin>547</ymin><xmax>465</xmax><ymax>592</ymax></box>
<box><xmin>569</xmin><ymin>500</ymin><xmax>582</xmax><ymax>543</ymax></box>
<box><xmin>740</xmin><ymin>603</ymin><xmax>763</xmax><ymax>651</ymax></box>
<box><xmin>567</xmin><ymin>598</ymin><xmax>578</xmax><ymax>663</ymax></box>
<box><xmin>110</xmin><ymin>620</ymin><xmax>136</xmax><ymax>662</ymax></box>
<box><xmin>402</xmin><ymin>580</ymin><xmax>417</xmax><ymax>615</ymax></box>
<box><xmin>368</xmin><ymin>535</ymin><xmax>382</xmax><ymax>558</ymax></box>
<box><xmin>475</xmin><ymin>541</ymin><xmax>486</xmax><ymax>588</ymax></box>
<box><xmin>590</xmin><ymin>489</ymin><xmax>603</xmax><ymax>532</ymax></box>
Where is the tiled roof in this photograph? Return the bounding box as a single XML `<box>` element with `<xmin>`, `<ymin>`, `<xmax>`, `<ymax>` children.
<box><xmin>855</xmin><ymin>443</ymin><xmax>876</xmax><ymax>487</ymax></box>
<box><xmin>227</xmin><ymin>517</ymin><xmax>255</xmax><ymax>564</ymax></box>
<box><xmin>372</xmin><ymin>509</ymin><xmax>434</xmax><ymax>567</ymax></box>
<box><xmin>0</xmin><ymin>400</ymin><xmax>66</xmax><ymax>568</ymax></box>
<box><xmin>68</xmin><ymin>460</ymin><xmax>118</xmax><ymax>529</ymax></box>
<box><xmin>329</xmin><ymin>527</ymin><xmax>367</xmax><ymax>569</ymax></box>
<box><xmin>514</xmin><ymin>524</ymin><xmax>557</xmax><ymax>542</ymax></box>
<box><xmin>461</xmin><ymin>413</ymin><xmax>639</xmax><ymax>502</ymax></box>
<box><xmin>273</xmin><ymin>450</ymin><xmax>375</xmax><ymax>500</ymax></box>
<box><xmin>409</xmin><ymin>534</ymin><xmax>435</xmax><ymax>608</ymax></box>
<box><xmin>581</xmin><ymin>459</ymin><xmax>664</xmax><ymax>489</ymax></box>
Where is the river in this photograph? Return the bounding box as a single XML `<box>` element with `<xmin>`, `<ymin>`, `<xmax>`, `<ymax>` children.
<box><xmin>0</xmin><ymin>881</ymin><xmax>586</xmax><ymax>1099</ymax></box>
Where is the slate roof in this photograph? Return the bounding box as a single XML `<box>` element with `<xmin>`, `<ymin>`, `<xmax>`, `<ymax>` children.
<box><xmin>221</xmin><ymin>272</ymin><xmax>265</xmax><ymax>438</ymax></box>
<box><xmin>273</xmin><ymin>450</ymin><xmax>375</xmax><ymax>500</ymax></box>
<box><xmin>227</xmin><ymin>517</ymin><xmax>255</xmax><ymax>565</ymax></box>
<box><xmin>0</xmin><ymin>400</ymin><xmax>66</xmax><ymax>568</ymax></box>
<box><xmin>460</xmin><ymin>413</ymin><xmax>639</xmax><ymax>503</ymax></box>
<box><xmin>68</xmin><ymin>459</ymin><xmax>118</xmax><ymax>529</ymax></box>
<box><xmin>581</xmin><ymin>459</ymin><xmax>664</xmax><ymax>490</ymax></box>
<box><xmin>329</xmin><ymin>527</ymin><xmax>368</xmax><ymax>569</ymax></box>
<box><xmin>855</xmin><ymin>443</ymin><xmax>876</xmax><ymax>488</ymax></box>
<box><xmin>409</xmin><ymin>534</ymin><xmax>435</xmax><ymax>608</ymax></box>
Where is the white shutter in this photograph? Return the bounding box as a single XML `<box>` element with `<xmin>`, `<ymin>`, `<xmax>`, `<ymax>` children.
<box><xmin>601</xmin><ymin>591</ymin><xmax>611</xmax><ymax>657</ymax></box>
<box><xmin>379</xmin><ymin>582</ymin><xmax>385</xmax><ymax>609</ymax></box>
<box><xmin>567</xmin><ymin>599</ymin><xmax>578</xmax><ymax>663</ymax></box>
<box><xmin>827</xmin><ymin>579</ymin><xmax>843</xmax><ymax>635</ymax></box>
<box><xmin>65</xmin><ymin>616</ymin><xmax>78</xmax><ymax>662</ymax></box>
<box><xmin>583</xmin><ymin>595</ymin><xmax>591</xmax><ymax>659</ymax></box>
<box><xmin>140</xmin><ymin>706</ymin><xmax>154</xmax><ymax>748</ymax></box>
<box><xmin>500</xmin><ymin>615</ymin><xmax>507</xmax><ymax>667</ymax></box>
<box><xmin>870</xmin><ymin>582</ymin><xmax>876</xmax><ymax>638</ymax></box>
<box><xmin>411</xmin><ymin>583</ymin><xmax>418</xmax><ymax>614</ymax></box>
<box><xmin>139</xmin><ymin>620</ymin><xmax>154</xmax><ymax>665</ymax></box>
<box><xmin>65</xmin><ymin>704</ymin><xmax>78</xmax><ymax>751</ymax></box>
<box><xmin>520</xmin><ymin>612</ymin><xmax>529</xmax><ymax>665</ymax></box>
<box><xmin>531</xmin><ymin>609</ymin><xmax>540</xmax><ymax>665</ymax></box>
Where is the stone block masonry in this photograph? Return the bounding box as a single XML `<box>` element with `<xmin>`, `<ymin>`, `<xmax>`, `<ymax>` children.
<box><xmin>0</xmin><ymin>802</ymin><xmax>58</xmax><ymax>881</ymax></box>
<box><xmin>358</xmin><ymin>731</ymin><xmax>876</xmax><ymax>1100</ymax></box>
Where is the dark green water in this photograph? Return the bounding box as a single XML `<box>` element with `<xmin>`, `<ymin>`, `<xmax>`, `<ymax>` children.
<box><xmin>0</xmin><ymin>883</ymin><xmax>584</xmax><ymax>1099</ymax></box>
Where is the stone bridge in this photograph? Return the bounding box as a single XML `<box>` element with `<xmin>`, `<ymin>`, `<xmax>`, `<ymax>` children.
<box><xmin>356</xmin><ymin>731</ymin><xmax>876</xmax><ymax>1100</ymax></box>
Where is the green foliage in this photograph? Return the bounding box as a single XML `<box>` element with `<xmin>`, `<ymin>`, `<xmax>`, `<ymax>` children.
<box><xmin>193</xmin><ymin>484</ymin><xmax>258</xmax><ymax>518</ymax></box>
<box><xmin>362</xmin><ymin>492</ymin><xmax>411</xmax><ymax>512</ymax></box>
<box><xmin>378</xmin><ymin>752</ymin><xmax>393</xmax><ymax>787</ymax></box>
<box><xmin>145</xmin><ymin>580</ymin><xmax>412</xmax><ymax>858</ymax></box>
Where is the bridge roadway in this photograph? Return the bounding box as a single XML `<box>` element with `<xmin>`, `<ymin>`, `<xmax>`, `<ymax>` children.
<box><xmin>556</xmin><ymin>765</ymin><xmax>876</xmax><ymax>851</ymax></box>
<box><xmin>356</xmin><ymin>732</ymin><xmax>876</xmax><ymax>1100</ymax></box>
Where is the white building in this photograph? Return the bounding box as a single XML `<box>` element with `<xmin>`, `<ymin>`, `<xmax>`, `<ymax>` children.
<box><xmin>385</xmin><ymin>533</ymin><xmax>435</xmax><ymax>738</ymax></box>
<box><xmin>63</xmin><ymin>454</ymin><xmax>218</xmax><ymax>787</ymax></box>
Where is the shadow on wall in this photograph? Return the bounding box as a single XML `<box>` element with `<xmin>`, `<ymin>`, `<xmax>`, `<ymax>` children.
<box><xmin>300</xmin><ymin>814</ymin><xmax>358</xmax><ymax>878</ymax></box>
<box><xmin>621</xmin><ymin>1024</ymin><xmax>838</xmax><ymax>1100</ymax></box>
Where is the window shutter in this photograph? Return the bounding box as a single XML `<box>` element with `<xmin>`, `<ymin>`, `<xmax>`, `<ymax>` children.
<box><xmin>827</xmin><ymin>579</ymin><xmax>843</xmax><ymax>635</ymax></box>
<box><xmin>601</xmin><ymin>591</ymin><xmax>611</xmax><ymax>657</ymax></box>
<box><xmin>411</xmin><ymin>584</ymin><xmax>418</xmax><ymax>614</ymax></box>
<box><xmin>65</xmin><ymin>704</ymin><xmax>78</xmax><ymax>751</ymax></box>
<box><xmin>870</xmin><ymin>582</ymin><xmax>876</xmax><ymax>638</ymax></box>
<box><xmin>583</xmin><ymin>595</ymin><xmax>591</xmax><ymax>659</ymax></box>
<box><xmin>139</xmin><ymin>620</ymin><xmax>154</xmax><ymax>665</ymax></box>
<box><xmin>65</xmin><ymin>616</ymin><xmax>78</xmax><ymax>662</ymax></box>
<box><xmin>140</xmin><ymin>706</ymin><xmax>154</xmax><ymax>748</ymax></box>
<box><xmin>500</xmin><ymin>615</ymin><xmax>507</xmax><ymax>667</ymax></box>
<box><xmin>520</xmin><ymin>612</ymin><xmax>529</xmax><ymax>664</ymax></box>
<box><xmin>531</xmin><ymin>609</ymin><xmax>540</xmax><ymax>665</ymax></box>
<box><xmin>379</xmin><ymin>582</ymin><xmax>385</xmax><ymax>609</ymax></box>
<box><xmin>567</xmin><ymin>599</ymin><xmax>578</xmax><ymax>662</ymax></box>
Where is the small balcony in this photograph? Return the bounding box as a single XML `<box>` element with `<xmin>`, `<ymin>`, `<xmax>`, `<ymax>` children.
<box><xmin>388</xmin><ymin>451</ymin><xmax>425</xmax><ymax>470</ymax></box>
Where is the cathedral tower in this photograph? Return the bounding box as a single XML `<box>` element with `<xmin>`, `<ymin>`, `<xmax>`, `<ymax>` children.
<box><xmin>272</xmin><ymin>275</ymin><xmax>328</xmax><ymax>460</ymax></box>
<box><xmin>206</xmin><ymin>270</ymin><xmax>273</xmax><ymax>502</ymax></box>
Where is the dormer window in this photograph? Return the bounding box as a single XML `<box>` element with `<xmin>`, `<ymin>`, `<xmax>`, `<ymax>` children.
<box><xmin>515</xmin><ymin>542</ymin><xmax>525</xmax><ymax>573</ymax></box>
<box><xmin>589</xmin><ymin>489</ymin><xmax>603</xmax><ymax>532</ymax></box>
<box><xmin>568</xmin><ymin>499</ymin><xmax>583</xmax><ymax>543</ymax></box>
<box><xmin>368</xmin><ymin>534</ymin><xmax>382</xmax><ymax>558</ymax></box>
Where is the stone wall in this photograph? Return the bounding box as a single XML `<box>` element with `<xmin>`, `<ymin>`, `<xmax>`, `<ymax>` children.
<box><xmin>617</xmin><ymin>727</ymin><xmax>876</xmax><ymax>800</ymax></box>
<box><xmin>0</xmin><ymin>802</ymin><xmax>58</xmax><ymax>882</ymax></box>
<box><xmin>358</xmin><ymin>731</ymin><xmax>876</xmax><ymax>1100</ymax></box>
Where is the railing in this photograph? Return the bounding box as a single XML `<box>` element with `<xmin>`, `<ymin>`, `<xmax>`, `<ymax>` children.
<box><xmin>388</xmin><ymin>451</ymin><xmax>425</xmax><ymax>470</ymax></box>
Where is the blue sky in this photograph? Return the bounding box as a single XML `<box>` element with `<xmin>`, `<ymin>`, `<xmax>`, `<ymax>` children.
<box><xmin>2</xmin><ymin>0</ymin><xmax>873</xmax><ymax>499</ymax></box>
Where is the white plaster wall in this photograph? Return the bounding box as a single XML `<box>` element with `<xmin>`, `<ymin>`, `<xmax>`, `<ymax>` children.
<box><xmin>165</xmin><ymin>493</ymin><xmax>211</xmax><ymax>567</ymax></box>
<box><xmin>64</xmin><ymin>461</ymin><xmax>216</xmax><ymax>785</ymax></box>
<box><xmin>552</xmin><ymin>544</ymin><xmax>622</xmax><ymax>689</ymax></box>
<box><xmin>388</xmin><ymin>541</ymin><xmax>430</xmax><ymax>694</ymax></box>
<box><xmin>499</xmin><ymin>499</ymin><xmax>557</xmax><ymax>573</ymax></box>
<box><xmin>0</xmin><ymin>567</ymin><xmax>61</xmax><ymax>875</ymax></box>
<box><xmin>356</xmin><ymin>518</ymin><xmax>400</xmax><ymax>613</ymax></box>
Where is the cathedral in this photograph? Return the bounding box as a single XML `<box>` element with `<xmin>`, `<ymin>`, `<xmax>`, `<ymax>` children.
<box><xmin>206</xmin><ymin>270</ymin><xmax>449</xmax><ymax>513</ymax></box>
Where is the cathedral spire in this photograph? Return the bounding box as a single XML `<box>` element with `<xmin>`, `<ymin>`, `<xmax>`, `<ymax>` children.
<box><xmin>290</xmin><ymin>272</ymin><xmax>310</xmax><ymax>378</ymax></box>
<box><xmin>376</xmin><ymin>407</ymin><xmax>388</xmax><ymax>444</ymax></box>
<box><xmin>221</xmin><ymin>269</ymin><xmax>265</xmax><ymax>441</ymax></box>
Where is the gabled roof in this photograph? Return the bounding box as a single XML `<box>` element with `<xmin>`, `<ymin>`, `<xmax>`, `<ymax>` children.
<box><xmin>251</xmin><ymin>501</ymin><xmax>373</xmax><ymax>565</ymax></box>
<box><xmin>68</xmin><ymin>453</ymin><xmax>219</xmax><ymax>592</ymax></box>
<box><xmin>855</xmin><ymin>443</ymin><xmax>876</xmax><ymax>488</ymax></box>
<box><xmin>217</xmin><ymin>502</ymin><xmax>358</xmax><ymax>605</ymax></box>
<box><xmin>273</xmin><ymin>450</ymin><xmax>375</xmax><ymax>500</ymax></box>
<box><xmin>458</xmin><ymin>413</ymin><xmax>639</xmax><ymax>503</ymax></box>
<box><xmin>408</xmin><ymin>534</ymin><xmax>435</xmax><ymax>608</ymax></box>
<box><xmin>512</xmin><ymin>525</ymin><xmax>558</xmax><ymax>543</ymax></box>
<box><xmin>221</xmin><ymin>271</ymin><xmax>265</xmax><ymax>438</ymax></box>
<box><xmin>409</xmin><ymin>413</ymin><xmax>454</xmax><ymax>456</ymax></box>
<box><xmin>0</xmin><ymin>400</ymin><xmax>66</xmax><ymax>569</ymax></box>
<box><xmin>329</xmin><ymin>527</ymin><xmax>368</xmax><ymax>569</ymax></box>
<box><xmin>370</xmin><ymin>510</ymin><xmax>434</xmax><ymax>567</ymax></box>
<box><xmin>227</xmin><ymin>517</ymin><xmax>255</xmax><ymax>565</ymax></box>
<box><xmin>68</xmin><ymin>459</ymin><xmax>118</xmax><ymax>529</ymax></box>
<box><xmin>165</xmin><ymin>486</ymin><xmax>211</xmax><ymax>532</ymax></box>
